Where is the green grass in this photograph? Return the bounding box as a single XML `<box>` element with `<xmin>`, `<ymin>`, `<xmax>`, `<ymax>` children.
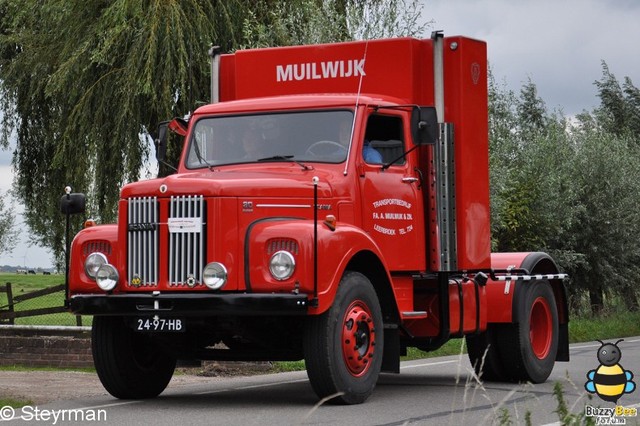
<box><xmin>0</xmin><ymin>273</ymin><xmax>63</xmax><ymax>292</ymax></box>
<box><xmin>0</xmin><ymin>397</ymin><xmax>32</xmax><ymax>409</ymax></box>
<box><xmin>568</xmin><ymin>311</ymin><xmax>640</xmax><ymax>342</ymax></box>
<box><xmin>0</xmin><ymin>364</ymin><xmax>95</xmax><ymax>373</ymax></box>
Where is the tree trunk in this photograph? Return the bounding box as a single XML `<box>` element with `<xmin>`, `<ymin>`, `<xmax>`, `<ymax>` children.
<box><xmin>588</xmin><ymin>287</ymin><xmax>604</xmax><ymax>315</ymax></box>
<box><xmin>621</xmin><ymin>284</ymin><xmax>639</xmax><ymax>312</ymax></box>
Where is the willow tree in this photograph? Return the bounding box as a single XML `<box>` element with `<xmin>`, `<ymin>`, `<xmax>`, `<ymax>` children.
<box><xmin>0</xmin><ymin>190</ymin><xmax>17</xmax><ymax>256</ymax></box>
<box><xmin>0</xmin><ymin>0</ymin><xmax>426</xmax><ymax>267</ymax></box>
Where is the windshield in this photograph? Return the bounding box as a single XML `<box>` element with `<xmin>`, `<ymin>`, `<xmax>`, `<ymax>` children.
<box><xmin>185</xmin><ymin>110</ymin><xmax>354</xmax><ymax>168</ymax></box>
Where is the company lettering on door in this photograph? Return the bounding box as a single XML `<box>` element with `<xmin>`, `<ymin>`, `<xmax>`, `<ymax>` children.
<box><xmin>371</xmin><ymin>198</ymin><xmax>414</xmax><ymax>236</ymax></box>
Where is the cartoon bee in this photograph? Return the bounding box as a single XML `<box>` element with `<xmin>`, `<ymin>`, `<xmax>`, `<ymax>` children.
<box><xmin>585</xmin><ymin>339</ymin><xmax>636</xmax><ymax>403</ymax></box>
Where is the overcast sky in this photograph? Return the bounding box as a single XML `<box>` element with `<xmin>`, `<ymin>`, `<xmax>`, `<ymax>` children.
<box><xmin>2</xmin><ymin>0</ymin><xmax>640</xmax><ymax>268</ymax></box>
<box><xmin>0</xmin><ymin>148</ymin><xmax>49</xmax><ymax>268</ymax></box>
<box><xmin>422</xmin><ymin>0</ymin><xmax>640</xmax><ymax>116</ymax></box>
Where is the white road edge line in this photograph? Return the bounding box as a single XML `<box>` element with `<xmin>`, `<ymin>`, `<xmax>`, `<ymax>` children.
<box><xmin>195</xmin><ymin>378</ymin><xmax>308</xmax><ymax>395</ymax></box>
<box><xmin>400</xmin><ymin>360</ymin><xmax>458</xmax><ymax>369</ymax></box>
<box><xmin>68</xmin><ymin>400</ymin><xmax>141</xmax><ymax>411</ymax></box>
<box><xmin>573</xmin><ymin>338</ymin><xmax>640</xmax><ymax>350</ymax></box>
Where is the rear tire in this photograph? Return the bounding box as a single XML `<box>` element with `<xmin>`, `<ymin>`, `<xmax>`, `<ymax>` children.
<box><xmin>304</xmin><ymin>271</ymin><xmax>383</xmax><ymax>404</ymax></box>
<box><xmin>466</xmin><ymin>324</ymin><xmax>507</xmax><ymax>381</ymax></box>
<box><xmin>498</xmin><ymin>280</ymin><xmax>559</xmax><ymax>383</ymax></box>
<box><xmin>92</xmin><ymin>316</ymin><xmax>176</xmax><ymax>399</ymax></box>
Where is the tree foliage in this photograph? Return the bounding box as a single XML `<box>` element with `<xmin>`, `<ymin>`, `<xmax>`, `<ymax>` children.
<box><xmin>0</xmin><ymin>0</ymin><xmax>426</xmax><ymax>267</ymax></box>
<box><xmin>489</xmin><ymin>63</ymin><xmax>640</xmax><ymax>314</ymax></box>
<box><xmin>239</xmin><ymin>0</ymin><xmax>427</xmax><ymax>48</ymax></box>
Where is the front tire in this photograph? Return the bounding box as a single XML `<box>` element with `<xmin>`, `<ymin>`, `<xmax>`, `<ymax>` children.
<box><xmin>92</xmin><ymin>316</ymin><xmax>176</xmax><ymax>399</ymax></box>
<box><xmin>304</xmin><ymin>271</ymin><xmax>383</xmax><ymax>404</ymax></box>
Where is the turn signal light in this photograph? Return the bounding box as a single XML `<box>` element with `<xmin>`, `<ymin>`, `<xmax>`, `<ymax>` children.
<box><xmin>324</xmin><ymin>215</ymin><xmax>337</xmax><ymax>231</ymax></box>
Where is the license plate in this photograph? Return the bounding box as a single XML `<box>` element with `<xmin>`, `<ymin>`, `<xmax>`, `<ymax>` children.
<box><xmin>135</xmin><ymin>317</ymin><xmax>185</xmax><ymax>332</ymax></box>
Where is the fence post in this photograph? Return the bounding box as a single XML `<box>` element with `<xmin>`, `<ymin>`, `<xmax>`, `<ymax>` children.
<box><xmin>1</xmin><ymin>282</ymin><xmax>15</xmax><ymax>325</ymax></box>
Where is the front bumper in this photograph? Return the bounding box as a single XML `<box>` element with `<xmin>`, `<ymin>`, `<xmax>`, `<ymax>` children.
<box><xmin>68</xmin><ymin>292</ymin><xmax>310</xmax><ymax>316</ymax></box>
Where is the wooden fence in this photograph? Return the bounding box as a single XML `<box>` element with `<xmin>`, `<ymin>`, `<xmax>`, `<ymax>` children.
<box><xmin>0</xmin><ymin>282</ymin><xmax>83</xmax><ymax>326</ymax></box>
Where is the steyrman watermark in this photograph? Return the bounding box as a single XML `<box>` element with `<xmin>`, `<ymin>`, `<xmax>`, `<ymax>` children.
<box><xmin>1</xmin><ymin>405</ymin><xmax>107</xmax><ymax>424</ymax></box>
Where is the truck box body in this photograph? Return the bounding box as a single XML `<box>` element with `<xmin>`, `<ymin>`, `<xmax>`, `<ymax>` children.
<box><xmin>217</xmin><ymin>36</ymin><xmax>491</xmax><ymax>272</ymax></box>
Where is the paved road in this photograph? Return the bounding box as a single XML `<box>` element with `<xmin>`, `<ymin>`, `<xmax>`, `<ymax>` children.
<box><xmin>4</xmin><ymin>338</ymin><xmax>640</xmax><ymax>425</ymax></box>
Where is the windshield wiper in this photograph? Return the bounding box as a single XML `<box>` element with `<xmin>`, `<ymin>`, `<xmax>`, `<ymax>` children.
<box><xmin>256</xmin><ymin>155</ymin><xmax>313</xmax><ymax>171</ymax></box>
<box><xmin>193</xmin><ymin>141</ymin><xmax>215</xmax><ymax>171</ymax></box>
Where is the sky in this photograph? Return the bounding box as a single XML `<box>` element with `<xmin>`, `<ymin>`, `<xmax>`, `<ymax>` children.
<box><xmin>1</xmin><ymin>0</ymin><xmax>640</xmax><ymax>268</ymax></box>
<box><xmin>0</xmin><ymin>149</ymin><xmax>53</xmax><ymax>269</ymax></box>
<box><xmin>422</xmin><ymin>0</ymin><xmax>640</xmax><ymax>116</ymax></box>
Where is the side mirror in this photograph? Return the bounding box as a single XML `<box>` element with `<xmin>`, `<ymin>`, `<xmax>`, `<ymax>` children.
<box><xmin>155</xmin><ymin>121</ymin><xmax>169</xmax><ymax>162</ymax></box>
<box><xmin>155</xmin><ymin>118</ymin><xmax>188</xmax><ymax>162</ymax></box>
<box><xmin>169</xmin><ymin>117</ymin><xmax>188</xmax><ymax>136</ymax></box>
<box><xmin>59</xmin><ymin>193</ymin><xmax>86</xmax><ymax>215</ymax></box>
<box><xmin>411</xmin><ymin>106</ymin><xmax>439</xmax><ymax>145</ymax></box>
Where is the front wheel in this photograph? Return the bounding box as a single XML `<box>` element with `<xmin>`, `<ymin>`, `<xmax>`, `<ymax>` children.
<box><xmin>304</xmin><ymin>271</ymin><xmax>383</xmax><ymax>404</ymax></box>
<box><xmin>92</xmin><ymin>316</ymin><xmax>176</xmax><ymax>399</ymax></box>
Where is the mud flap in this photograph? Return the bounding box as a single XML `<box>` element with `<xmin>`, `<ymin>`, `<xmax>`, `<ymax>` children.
<box><xmin>381</xmin><ymin>324</ymin><xmax>400</xmax><ymax>373</ymax></box>
<box><xmin>557</xmin><ymin>322</ymin><xmax>569</xmax><ymax>361</ymax></box>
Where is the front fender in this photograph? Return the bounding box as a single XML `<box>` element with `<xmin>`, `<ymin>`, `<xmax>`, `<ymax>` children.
<box><xmin>68</xmin><ymin>224</ymin><xmax>119</xmax><ymax>294</ymax></box>
<box><xmin>246</xmin><ymin>219</ymin><xmax>390</xmax><ymax>314</ymax></box>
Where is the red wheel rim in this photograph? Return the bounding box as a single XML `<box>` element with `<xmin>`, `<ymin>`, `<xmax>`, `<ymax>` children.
<box><xmin>341</xmin><ymin>300</ymin><xmax>376</xmax><ymax>377</ymax></box>
<box><xmin>529</xmin><ymin>296</ymin><xmax>552</xmax><ymax>359</ymax></box>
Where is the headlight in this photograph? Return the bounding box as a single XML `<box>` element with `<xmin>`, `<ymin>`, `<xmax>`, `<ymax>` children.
<box><xmin>85</xmin><ymin>252</ymin><xmax>107</xmax><ymax>279</ymax></box>
<box><xmin>269</xmin><ymin>250</ymin><xmax>295</xmax><ymax>281</ymax></box>
<box><xmin>96</xmin><ymin>264</ymin><xmax>119</xmax><ymax>291</ymax></box>
<box><xmin>203</xmin><ymin>262</ymin><xmax>228</xmax><ymax>290</ymax></box>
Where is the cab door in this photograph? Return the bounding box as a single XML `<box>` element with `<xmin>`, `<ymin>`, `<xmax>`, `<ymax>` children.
<box><xmin>358</xmin><ymin>112</ymin><xmax>426</xmax><ymax>271</ymax></box>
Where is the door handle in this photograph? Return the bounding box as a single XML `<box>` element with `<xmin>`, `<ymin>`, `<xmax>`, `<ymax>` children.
<box><xmin>402</xmin><ymin>177</ymin><xmax>419</xmax><ymax>183</ymax></box>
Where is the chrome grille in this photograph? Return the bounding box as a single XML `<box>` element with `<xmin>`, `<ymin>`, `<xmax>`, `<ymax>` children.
<box><xmin>169</xmin><ymin>195</ymin><xmax>205</xmax><ymax>286</ymax></box>
<box><xmin>127</xmin><ymin>197</ymin><xmax>159</xmax><ymax>286</ymax></box>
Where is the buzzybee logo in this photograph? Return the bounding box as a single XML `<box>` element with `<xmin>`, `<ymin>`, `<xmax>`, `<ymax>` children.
<box><xmin>585</xmin><ymin>339</ymin><xmax>636</xmax><ymax>404</ymax></box>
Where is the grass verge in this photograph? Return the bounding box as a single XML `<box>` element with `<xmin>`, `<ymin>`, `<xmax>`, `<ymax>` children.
<box><xmin>0</xmin><ymin>397</ymin><xmax>32</xmax><ymax>408</ymax></box>
<box><xmin>0</xmin><ymin>365</ymin><xmax>95</xmax><ymax>373</ymax></box>
<box><xmin>568</xmin><ymin>310</ymin><xmax>640</xmax><ymax>342</ymax></box>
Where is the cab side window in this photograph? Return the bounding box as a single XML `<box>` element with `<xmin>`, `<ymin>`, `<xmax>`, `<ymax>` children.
<box><xmin>364</xmin><ymin>114</ymin><xmax>405</xmax><ymax>165</ymax></box>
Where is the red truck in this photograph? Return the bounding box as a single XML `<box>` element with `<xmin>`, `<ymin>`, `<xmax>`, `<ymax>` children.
<box><xmin>66</xmin><ymin>32</ymin><xmax>568</xmax><ymax>404</ymax></box>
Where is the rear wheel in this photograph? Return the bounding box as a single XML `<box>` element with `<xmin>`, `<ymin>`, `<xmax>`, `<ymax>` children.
<box><xmin>498</xmin><ymin>280</ymin><xmax>559</xmax><ymax>383</ymax></box>
<box><xmin>92</xmin><ymin>316</ymin><xmax>176</xmax><ymax>399</ymax></box>
<box><xmin>304</xmin><ymin>271</ymin><xmax>383</xmax><ymax>404</ymax></box>
<box><xmin>466</xmin><ymin>324</ymin><xmax>507</xmax><ymax>381</ymax></box>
